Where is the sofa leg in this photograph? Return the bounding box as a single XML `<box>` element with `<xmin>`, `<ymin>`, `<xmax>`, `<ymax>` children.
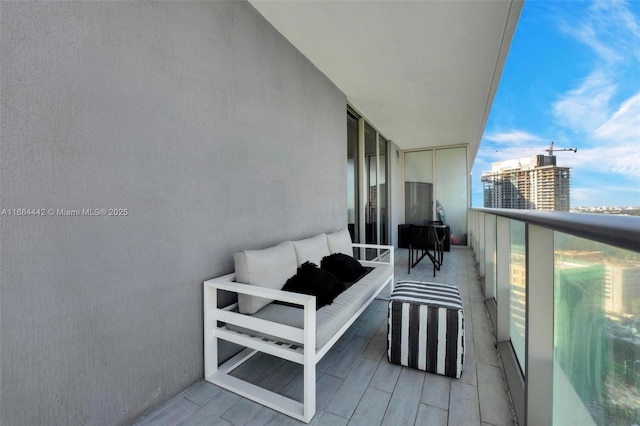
<box><xmin>203</xmin><ymin>285</ymin><xmax>218</xmax><ymax>379</ymax></box>
<box><xmin>303</xmin><ymin>296</ymin><xmax>316</xmax><ymax>423</ymax></box>
<box><xmin>303</xmin><ymin>357</ymin><xmax>316</xmax><ymax>422</ymax></box>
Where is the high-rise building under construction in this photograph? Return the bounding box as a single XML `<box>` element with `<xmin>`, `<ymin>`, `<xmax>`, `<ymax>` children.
<box><xmin>482</xmin><ymin>155</ymin><xmax>571</xmax><ymax>211</ymax></box>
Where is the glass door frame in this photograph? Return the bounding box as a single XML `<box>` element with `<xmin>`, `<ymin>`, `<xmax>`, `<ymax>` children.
<box><xmin>349</xmin><ymin>105</ymin><xmax>390</xmax><ymax>247</ymax></box>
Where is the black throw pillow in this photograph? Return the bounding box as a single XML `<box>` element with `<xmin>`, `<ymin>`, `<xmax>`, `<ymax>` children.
<box><xmin>282</xmin><ymin>262</ymin><xmax>345</xmax><ymax>309</ymax></box>
<box><xmin>320</xmin><ymin>253</ymin><xmax>366</xmax><ymax>283</ymax></box>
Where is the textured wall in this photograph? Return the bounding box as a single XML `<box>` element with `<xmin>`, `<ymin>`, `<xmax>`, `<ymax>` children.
<box><xmin>0</xmin><ymin>2</ymin><xmax>346</xmax><ymax>424</ymax></box>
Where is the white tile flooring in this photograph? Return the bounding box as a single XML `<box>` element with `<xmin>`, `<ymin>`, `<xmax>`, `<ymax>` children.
<box><xmin>132</xmin><ymin>247</ymin><xmax>517</xmax><ymax>426</ymax></box>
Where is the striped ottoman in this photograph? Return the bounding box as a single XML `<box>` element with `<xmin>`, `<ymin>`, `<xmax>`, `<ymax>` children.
<box><xmin>387</xmin><ymin>281</ymin><xmax>465</xmax><ymax>378</ymax></box>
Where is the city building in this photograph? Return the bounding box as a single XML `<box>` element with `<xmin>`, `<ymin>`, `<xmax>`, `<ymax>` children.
<box><xmin>482</xmin><ymin>155</ymin><xmax>572</xmax><ymax>211</ymax></box>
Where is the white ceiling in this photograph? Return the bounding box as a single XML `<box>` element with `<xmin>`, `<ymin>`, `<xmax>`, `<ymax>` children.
<box><xmin>249</xmin><ymin>0</ymin><xmax>523</xmax><ymax>166</ymax></box>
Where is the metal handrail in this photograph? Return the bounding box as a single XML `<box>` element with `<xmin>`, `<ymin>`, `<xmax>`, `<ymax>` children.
<box><xmin>472</xmin><ymin>208</ymin><xmax>640</xmax><ymax>253</ymax></box>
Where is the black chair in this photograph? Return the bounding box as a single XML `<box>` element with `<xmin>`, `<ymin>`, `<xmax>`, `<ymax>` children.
<box><xmin>425</xmin><ymin>221</ymin><xmax>448</xmax><ymax>266</ymax></box>
<box><xmin>399</xmin><ymin>222</ymin><xmax>451</xmax><ymax>252</ymax></box>
<box><xmin>407</xmin><ymin>224</ymin><xmax>441</xmax><ymax>277</ymax></box>
<box><xmin>425</xmin><ymin>220</ymin><xmax>451</xmax><ymax>252</ymax></box>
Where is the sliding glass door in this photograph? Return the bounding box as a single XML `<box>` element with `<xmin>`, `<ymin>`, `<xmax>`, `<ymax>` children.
<box><xmin>364</xmin><ymin>123</ymin><xmax>377</xmax><ymax>246</ymax></box>
<box><xmin>378</xmin><ymin>135</ymin><xmax>388</xmax><ymax>245</ymax></box>
<box><xmin>404</xmin><ymin>147</ymin><xmax>468</xmax><ymax>245</ymax></box>
<box><xmin>347</xmin><ymin>110</ymin><xmax>359</xmax><ymax>243</ymax></box>
<box><xmin>346</xmin><ymin>108</ymin><xmax>389</xmax><ymax>250</ymax></box>
<box><xmin>435</xmin><ymin>147</ymin><xmax>468</xmax><ymax>245</ymax></box>
<box><xmin>404</xmin><ymin>150</ymin><xmax>433</xmax><ymax>225</ymax></box>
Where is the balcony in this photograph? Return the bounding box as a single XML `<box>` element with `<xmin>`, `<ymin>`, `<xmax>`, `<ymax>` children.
<box><xmin>12</xmin><ymin>2</ymin><xmax>620</xmax><ymax>425</ymax></box>
<box><xmin>133</xmin><ymin>247</ymin><xmax>516</xmax><ymax>425</ymax></box>
<box><xmin>130</xmin><ymin>210</ymin><xmax>639</xmax><ymax>425</ymax></box>
<box><xmin>4</xmin><ymin>1</ymin><xmax>635</xmax><ymax>416</ymax></box>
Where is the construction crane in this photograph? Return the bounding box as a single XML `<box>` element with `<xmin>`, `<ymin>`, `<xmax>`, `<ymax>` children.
<box><xmin>486</xmin><ymin>141</ymin><xmax>578</xmax><ymax>155</ymax></box>
<box><xmin>545</xmin><ymin>141</ymin><xmax>577</xmax><ymax>156</ymax></box>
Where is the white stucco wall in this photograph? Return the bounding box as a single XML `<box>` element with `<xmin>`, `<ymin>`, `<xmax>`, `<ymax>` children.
<box><xmin>0</xmin><ymin>2</ymin><xmax>346</xmax><ymax>424</ymax></box>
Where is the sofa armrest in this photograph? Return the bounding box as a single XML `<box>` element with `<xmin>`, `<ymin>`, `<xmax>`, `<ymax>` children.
<box><xmin>352</xmin><ymin>243</ymin><xmax>394</xmax><ymax>266</ymax></box>
<box><xmin>204</xmin><ymin>275</ymin><xmax>316</xmax><ymax>352</ymax></box>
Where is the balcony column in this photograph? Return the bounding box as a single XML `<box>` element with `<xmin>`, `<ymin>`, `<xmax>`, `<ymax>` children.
<box><xmin>357</xmin><ymin>117</ymin><xmax>366</xmax><ymax>258</ymax></box>
<box><xmin>484</xmin><ymin>214</ymin><xmax>496</xmax><ymax>300</ymax></box>
<box><xmin>525</xmin><ymin>224</ymin><xmax>554</xmax><ymax>426</ymax></box>
<box><xmin>495</xmin><ymin>216</ymin><xmax>510</xmax><ymax>342</ymax></box>
<box><xmin>471</xmin><ymin>210</ymin><xmax>478</xmax><ymax>253</ymax></box>
<box><xmin>474</xmin><ymin>210</ymin><xmax>481</xmax><ymax>254</ymax></box>
<box><xmin>470</xmin><ymin>210</ymin><xmax>475</xmax><ymax>251</ymax></box>
<box><xmin>478</xmin><ymin>212</ymin><xmax>486</xmax><ymax>278</ymax></box>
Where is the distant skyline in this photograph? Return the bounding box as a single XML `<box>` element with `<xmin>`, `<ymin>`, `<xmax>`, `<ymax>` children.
<box><xmin>472</xmin><ymin>0</ymin><xmax>640</xmax><ymax>207</ymax></box>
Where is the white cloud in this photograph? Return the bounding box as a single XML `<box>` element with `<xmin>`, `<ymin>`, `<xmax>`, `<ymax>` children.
<box><xmin>479</xmin><ymin>129</ymin><xmax>556</xmax><ymax>164</ymax></box>
<box><xmin>558</xmin><ymin>93</ymin><xmax>640</xmax><ymax>177</ymax></box>
<box><xmin>596</xmin><ymin>145</ymin><xmax>640</xmax><ymax>177</ymax></box>
<box><xmin>475</xmin><ymin>130</ymin><xmax>555</xmax><ymax>173</ymax></box>
<box><xmin>483</xmin><ymin>130</ymin><xmax>545</xmax><ymax>145</ymax></box>
<box><xmin>572</xmin><ymin>184</ymin><xmax>640</xmax><ymax>207</ymax></box>
<box><xmin>595</xmin><ymin>91</ymin><xmax>640</xmax><ymax>141</ymax></box>
<box><xmin>552</xmin><ymin>71</ymin><xmax>616</xmax><ymax>133</ymax></box>
<box><xmin>561</xmin><ymin>0</ymin><xmax>640</xmax><ymax>64</ymax></box>
<box><xmin>562</xmin><ymin>145</ymin><xmax>640</xmax><ymax>177</ymax></box>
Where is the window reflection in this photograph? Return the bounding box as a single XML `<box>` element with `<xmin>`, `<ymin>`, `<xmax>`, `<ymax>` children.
<box><xmin>364</xmin><ymin>123</ymin><xmax>377</xmax><ymax>247</ymax></box>
<box><xmin>347</xmin><ymin>111</ymin><xmax>359</xmax><ymax>243</ymax></box>
<box><xmin>404</xmin><ymin>147</ymin><xmax>468</xmax><ymax>246</ymax></box>
<box><xmin>404</xmin><ymin>150</ymin><xmax>433</xmax><ymax>225</ymax></box>
<box><xmin>510</xmin><ymin>220</ymin><xmax>526</xmax><ymax>374</ymax></box>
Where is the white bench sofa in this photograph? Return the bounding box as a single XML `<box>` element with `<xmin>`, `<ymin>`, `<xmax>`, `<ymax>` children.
<box><xmin>203</xmin><ymin>229</ymin><xmax>394</xmax><ymax>423</ymax></box>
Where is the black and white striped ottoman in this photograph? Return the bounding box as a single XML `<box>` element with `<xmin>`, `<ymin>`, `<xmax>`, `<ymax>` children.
<box><xmin>387</xmin><ymin>281</ymin><xmax>465</xmax><ymax>378</ymax></box>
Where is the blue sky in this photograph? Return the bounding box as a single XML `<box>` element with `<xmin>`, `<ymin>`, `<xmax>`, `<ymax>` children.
<box><xmin>472</xmin><ymin>0</ymin><xmax>640</xmax><ymax>208</ymax></box>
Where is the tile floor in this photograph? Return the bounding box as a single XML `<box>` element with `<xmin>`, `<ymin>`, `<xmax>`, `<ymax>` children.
<box><xmin>132</xmin><ymin>247</ymin><xmax>517</xmax><ymax>426</ymax></box>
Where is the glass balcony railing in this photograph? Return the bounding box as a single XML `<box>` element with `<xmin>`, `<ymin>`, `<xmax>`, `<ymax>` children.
<box><xmin>553</xmin><ymin>234</ymin><xmax>640</xmax><ymax>425</ymax></box>
<box><xmin>469</xmin><ymin>209</ymin><xmax>640</xmax><ymax>426</ymax></box>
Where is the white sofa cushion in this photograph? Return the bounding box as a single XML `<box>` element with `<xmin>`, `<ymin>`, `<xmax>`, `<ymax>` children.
<box><xmin>326</xmin><ymin>228</ymin><xmax>353</xmax><ymax>256</ymax></box>
<box><xmin>227</xmin><ymin>262</ymin><xmax>394</xmax><ymax>349</ymax></box>
<box><xmin>291</xmin><ymin>233</ymin><xmax>330</xmax><ymax>267</ymax></box>
<box><xmin>234</xmin><ymin>241</ymin><xmax>297</xmax><ymax>314</ymax></box>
